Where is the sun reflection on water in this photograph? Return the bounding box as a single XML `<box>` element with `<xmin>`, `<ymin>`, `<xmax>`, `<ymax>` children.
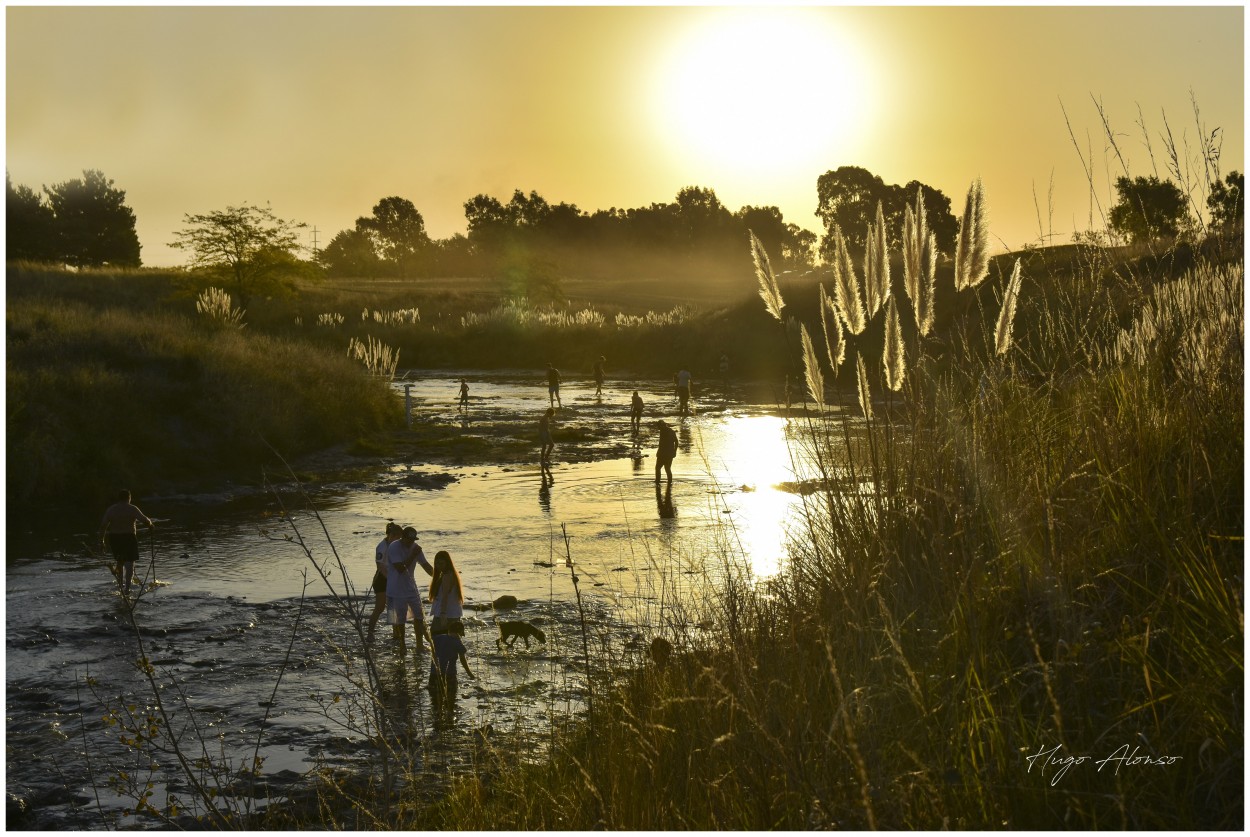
<box><xmin>705</xmin><ymin>414</ymin><xmax>800</xmax><ymax>579</ymax></box>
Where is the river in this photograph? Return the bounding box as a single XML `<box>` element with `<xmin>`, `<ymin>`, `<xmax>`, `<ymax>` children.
<box><xmin>5</xmin><ymin>369</ymin><xmax>857</xmax><ymax>828</ymax></box>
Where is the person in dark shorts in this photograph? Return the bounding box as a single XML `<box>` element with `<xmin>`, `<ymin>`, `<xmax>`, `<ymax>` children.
<box><xmin>546</xmin><ymin>363</ymin><xmax>562</xmax><ymax>407</ymax></box>
<box><xmin>457</xmin><ymin>379</ymin><xmax>470</xmax><ymax>411</ymax></box>
<box><xmin>675</xmin><ymin>368</ymin><xmax>693</xmax><ymax>415</ymax></box>
<box><xmin>593</xmin><ymin>356</ymin><xmax>606</xmax><ymax>397</ymax></box>
<box><xmin>428</xmin><ymin>619</ymin><xmax>474</xmax><ymax>711</ymax></box>
<box><xmin>99</xmin><ymin>489</ymin><xmax>153</xmax><ymax>597</ymax></box>
<box><xmin>654</xmin><ymin>419</ymin><xmax>678</xmax><ymax>484</ymax></box>
<box><xmin>368</xmin><ymin>522</ymin><xmax>402</xmax><ymax>639</ymax></box>
<box><xmin>630</xmin><ymin>390</ymin><xmax>644</xmax><ymax>434</ymax></box>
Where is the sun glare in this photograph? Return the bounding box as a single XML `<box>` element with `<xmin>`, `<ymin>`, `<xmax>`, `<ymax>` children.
<box><xmin>652</xmin><ymin>9</ymin><xmax>872</xmax><ymax>176</ymax></box>
<box><xmin>711</xmin><ymin>415</ymin><xmax>800</xmax><ymax>579</ymax></box>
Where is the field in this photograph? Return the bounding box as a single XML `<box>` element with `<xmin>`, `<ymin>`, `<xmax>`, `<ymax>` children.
<box><xmin>5</xmin><ymin>232</ymin><xmax>1244</xmax><ymax>828</ymax></box>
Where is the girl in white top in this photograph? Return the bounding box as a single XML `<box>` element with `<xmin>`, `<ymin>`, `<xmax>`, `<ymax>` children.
<box><xmin>428</xmin><ymin>550</ymin><xmax>464</xmax><ymax>630</ymax></box>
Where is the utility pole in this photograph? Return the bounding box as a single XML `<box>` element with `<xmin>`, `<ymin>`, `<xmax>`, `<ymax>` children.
<box><xmin>310</xmin><ymin>226</ymin><xmax>320</xmax><ymax>254</ymax></box>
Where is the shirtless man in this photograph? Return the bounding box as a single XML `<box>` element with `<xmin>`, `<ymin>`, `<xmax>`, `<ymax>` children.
<box><xmin>100</xmin><ymin>489</ymin><xmax>153</xmax><ymax>597</ymax></box>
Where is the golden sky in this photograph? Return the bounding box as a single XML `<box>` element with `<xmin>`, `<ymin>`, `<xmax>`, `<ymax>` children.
<box><xmin>6</xmin><ymin>5</ymin><xmax>1244</xmax><ymax>267</ymax></box>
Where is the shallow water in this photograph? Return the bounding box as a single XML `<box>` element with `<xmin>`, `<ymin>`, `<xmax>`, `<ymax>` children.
<box><xmin>6</xmin><ymin>370</ymin><xmax>856</xmax><ymax>828</ymax></box>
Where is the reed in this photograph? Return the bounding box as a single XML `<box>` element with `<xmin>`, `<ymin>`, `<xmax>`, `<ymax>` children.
<box><xmin>954</xmin><ymin>177</ymin><xmax>990</xmax><ymax>290</ymax></box>
<box><xmin>347</xmin><ymin>334</ymin><xmax>401</xmax><ymax>379</ymax></box>
<box><xmin>194</xmin><ymin>286</ymin><xmax>247</xmax><ymax>329</ymax></box>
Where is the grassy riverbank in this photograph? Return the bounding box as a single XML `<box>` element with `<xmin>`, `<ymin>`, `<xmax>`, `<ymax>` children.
<box><xmin>383</xmin><ymin>241</ymin><xmax>1236</xmax><ymax>829</ymax></box>
<box><xmin>8</xmin><ymin>237</ymin><xmax>1243</xmax><ymax>828</ymax></box>
<box><xmin>6</xmin><ymin>269</ymin><xmax>400</xmax><ymax>513</ymax></box>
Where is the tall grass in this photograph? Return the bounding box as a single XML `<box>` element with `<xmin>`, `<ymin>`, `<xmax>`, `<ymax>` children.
<box><xmin>410</xmin><ymin>213</ymin><xmax>1242</xmax><ymax>828</ymax></box>
<box><xmin>6</xmin><ymin>294</ymin><xmax>398</xmax><ymax>510</ymax></box>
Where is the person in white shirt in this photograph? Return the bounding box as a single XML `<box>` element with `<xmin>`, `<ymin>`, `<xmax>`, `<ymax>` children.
<box><xmin>675</xmin><ymin>368</ymin><xmax>693</xmax><ymax>415</ymax></box>
<box><xmin>386</xmin><ymin>526</ymin><xmax>433</xmax><ymax>653</ymax></box>
<box><xmin>428</xmin><ymin>550</ymin><xmax>464</xmax><ymax>634</ymax></box>
<box><xmin>367</xmin><ymin>522</ymin><xmax>401</xmax><ymax>639</ymax></box>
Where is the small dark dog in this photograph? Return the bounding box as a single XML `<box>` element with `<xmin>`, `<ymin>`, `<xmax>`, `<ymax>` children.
<box><xmin>497</xmin><ymin>620</ymin><xmax>546</xmax><ymax>649</ymax></box>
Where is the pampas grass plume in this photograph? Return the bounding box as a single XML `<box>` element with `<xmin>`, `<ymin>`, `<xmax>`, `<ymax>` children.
<box><xmin>995</xmin><ymin>259</ymin><xmax>1023</xmax><ymax>357</ymax></box>
<box><xmin>855</xmin><ymin>353</ymin><xmax>873</xmax><ymax>421</ymax></box>
<box><xmin>750</xmin><ymin>230</ymin><xmax>785</xmax><ymax>323</ymax></box>
<box><xmin>832</xmin><ymin>226</ymin><xmax>867</xmax><ymax>335</ymax></box>
<box><xmin>819</xmin><ymin>284</ymin><xmax>846</xmax><ymax>372</ymax></box>
<box><xmin>954</xmin><ymin>178</ymin><xmax>990</xmax><ymax>291</ymax></box>
<box><xmin>800</xmin><ymin>323</ymin><xmax>826</xmax><ymax>411</ymax></box>
<box><xmin>904</xmin><ymin>188</ymin><xmax>938</xmax><ymax>336</ymax></box>
<box><xmin>884</xmin><ymin>296</ymin><xmax>906</xmax><ymax>391</ymax></box>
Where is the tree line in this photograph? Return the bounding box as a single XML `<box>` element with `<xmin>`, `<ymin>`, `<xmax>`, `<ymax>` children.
<box><xmin>6</xmin><ymin>170</ymin><xmax>141</xmax><ymax>267</ymax></box>
<box><xmin>7</xmin><ymin>165</ymin><xmax>1242</xmax><ymax>294</ymax></box>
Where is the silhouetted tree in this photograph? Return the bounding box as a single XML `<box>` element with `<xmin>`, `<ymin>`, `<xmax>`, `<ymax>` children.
<box><xmin>894</xmin><ymin>179</ymin><xmax>958</xmax><ymax>254</ymax></box>
<box><xmin>318</xmin><ymin>227</ymin><xmax>384</xmax><ymax>278</ymax></box>
<box><xmin>816</xmin><ymin>166</ymin><xmax>886</xmax><ymax>260</ymax></box>
<box><xmin>6</xmin><ymin>173</ymin><xmax>57</xmax><ymax>262</ymax></box>
<box><xmin>816</xmin><ymin>166</ymin><xmax>957</xmax><ymax>263</ymax></box>
<box><xmin>356</xmin><ymin>196</ymin><xmax>430</xmax><ymax>278</ymax></box>
<box><xmin>171</xmin><ymin>203</ymin><xmax>309</xmax><ymax>305</ymax></box>
<box><xmin>1207</xmin><ymin>170</ymin><xmax>1243</xmax><ymax>232</ymax></box>
<box><xmin>736</xmin><ymin>205</ymin><xmax>815</xmax><ymax>270</ymax></box>
<box><xmin>1108</xmin><ymin>175</ymin><xmax>1191</xmax><ymax>244</ymax></box>
<box><xmin>43</xmin><ymin>169</ymin><xmax>141</xmax><ymax>267</ymax></box>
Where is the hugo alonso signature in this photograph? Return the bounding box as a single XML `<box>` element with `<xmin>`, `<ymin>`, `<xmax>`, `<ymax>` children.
<box><xmin>1025</xmin><ymin>743</ymin><xmax>1182</xmax><ymax>787</ymax></box>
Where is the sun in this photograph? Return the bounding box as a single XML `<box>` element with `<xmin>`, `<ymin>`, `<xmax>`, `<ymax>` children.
<box><xmin>651</xmin><ymin>9</ymin><xmax>873</xmax><ymax>175</ymax></box>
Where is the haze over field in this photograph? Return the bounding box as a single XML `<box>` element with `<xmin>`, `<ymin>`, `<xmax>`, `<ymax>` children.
<box><xmin>6</xmin><ymin>5</ymin><xmax>1244</xmax><ymax>268</ymax></box>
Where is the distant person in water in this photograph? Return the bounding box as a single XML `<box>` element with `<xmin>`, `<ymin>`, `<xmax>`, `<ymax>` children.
<box><xmin>593</xmin><ymin>356</ymin><xmax>606</xmax><ymax>397</ymax></box>
<box><xmin>654</xmin><ymin>419</ymin><xmax>678</xmax><ymax>484</ymax></box>
<box><xmin>675</xmin><ymin>368</ymin><xmax>692</xmax><ymax>415</ymax></box>
<box><xmin>367</xmin><ymin>522</ymin><xmax>402</xmax><ymax>639</ymax></box>
<box><xmin>100</xmin><ymin>489</ymin><xmax>153</xmax><ymax>598</ymax></box>
<box><xmin>428</xmin><ymin>550</ymin><xmax>464</xmax><ymax>635</ymax></box>
<box><xmin>630</xmin><ymin>390</ymin><xmax>644</xmax><ymax>435</ymax></box>
<box><xmin>457</xmin><ymin>379</ymin><xmax>469</xmax><ymax>411</ymax></box>
<box><xmin>387</xmin><ymin>526</ymin><xmax>434</xmax><ymax>654</ymax></box>
<box><xmin>546</xmin><ymin>363</ymin><xmax>562</xmax><ymax>407</ymax></box>
<box><xmin>539</xmin><ymin>407</ymin><xmax>555</xmax><ymax>478</ymax></box>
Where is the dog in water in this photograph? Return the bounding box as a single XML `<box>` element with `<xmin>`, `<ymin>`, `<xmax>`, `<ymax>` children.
<box><xmin>497</xmin><ymin>620</ymin><xmax>546</xmax><ymax>649</ymax></box>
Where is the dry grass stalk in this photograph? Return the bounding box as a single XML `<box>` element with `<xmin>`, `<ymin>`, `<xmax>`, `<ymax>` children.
<box><xmin>883</xmin><ymin>296</ymin><xmax>906</xmax><ymax>390</ymax></box>
<box><xmin>195</xmin><ymin>286</ymin><xmax>246</xmax><ymax>329</ymax></box>
<box><xmin>347</xmin><ymin>334</ymin><xmax>400</xmax><ymax>379</ymax></box>
<box><xmin>994</xmin><ymin>259</ymin><xmax>1024</xmax><ymax>357</ymax></box>
<box><xmin>750</xmin><ymin>230</ymin><xmax>785</xmax><ymax>323</ymax></box>
<box><xmin>903</xmin><ymin>189</ymin><xmax>937</xmax><ymax>336</ymax></box>
<box><xmin>800</xmin><ymin>323</ymin><xmax>826</xmax><ymax>411</ymax></box>
<box><xmin>819</xmin><ymin>284</ymin><xmax>845</xmax><ymax>372</ymax></box>
<box><xmin>863</xmin><ymin>201</ymin><xmax>890</xmax><ymax>318</ymax></box>
<box><xmin>855</xmin><ymin>353</ymin><xmax>873</xmax><ymax>420</ymax></box>
<box><xmin>954</xmin><ymin>178</ymin><xmax>990</xmax><ymax>290</ymax></box>
<box><xmin>831</xmin><ymin>226</ymin><xmax>867</xmax><ymax>335</ymax></box>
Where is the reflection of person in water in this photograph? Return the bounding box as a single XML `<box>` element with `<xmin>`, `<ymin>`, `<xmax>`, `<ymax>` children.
<box><xmin>654</xmin><ymin>419</ymin><xmax>678</xmax><ymax>484</ymax></box>
<box><xmin>678</xmin><ymin>417</ymin><xmax>694</xmax><ymax>454</ymax></box>
<box><xmin>655</xmin><ymin>481</ymin><xmax>676</xmax><ymax>519</ymax></box>
<box><xmin>538</xmin><ymin>478</ymin><xmax>552</xmax><ymax>512</ymax></box>
<box><xmin>539</xmin><ymin>407</ymin><xmax>555</xmax><ymax>481</ymax></box>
